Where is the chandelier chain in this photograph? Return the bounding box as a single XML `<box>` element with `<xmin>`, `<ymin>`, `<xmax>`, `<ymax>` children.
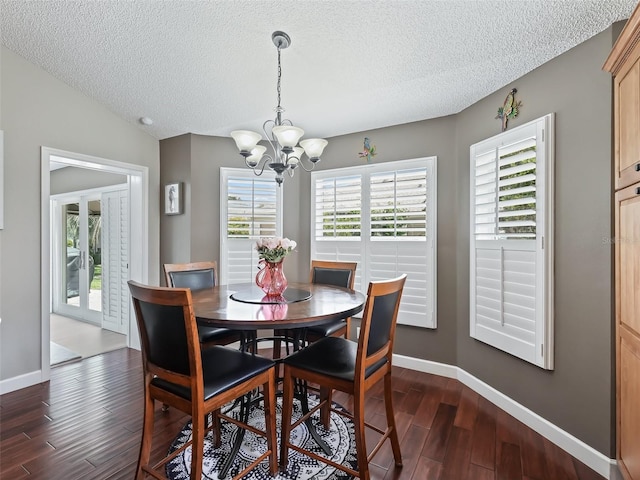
<box><xmin>276</xmin><ymin>46</ymin><xmax>282</xmax><ymax>112</ymax></box>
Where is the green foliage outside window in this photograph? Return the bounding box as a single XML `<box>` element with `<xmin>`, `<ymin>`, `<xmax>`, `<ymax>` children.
<box><xmin>321</xmin><ymin>206</ymin><xmax>426</xmax><ymax>237</ymax></box>
<box><xmin>498</xmin><ymin>146</ymin><xmax>536</xmax><ymax>238</ymax></box>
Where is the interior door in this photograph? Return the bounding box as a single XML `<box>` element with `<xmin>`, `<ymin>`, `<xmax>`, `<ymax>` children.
<box><xmin>54</xmin><ymin>195</ymin><xmax>102</xmax><ymax>325</ymax></box>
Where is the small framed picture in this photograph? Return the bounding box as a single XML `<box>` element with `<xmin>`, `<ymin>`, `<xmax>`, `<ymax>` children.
<box><xmin>164</xmin><ymin>182</ymin><xmax>182</xmax><ymax>215</ymax></box>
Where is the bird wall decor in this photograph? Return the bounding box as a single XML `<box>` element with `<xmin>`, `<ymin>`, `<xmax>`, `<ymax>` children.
<box><xmin>496</xmin><ymin>88</ymin><xmax>522</xmax><ymax>131</ymax></box>
<box><xmin>358</xmin><ymin>137</ymin><xmax>377</xmax><ymax>163</ymax></box>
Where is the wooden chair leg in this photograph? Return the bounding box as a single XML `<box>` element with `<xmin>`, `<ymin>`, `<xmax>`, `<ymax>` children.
<box><xmin>384</xmin><ymin>373</ymin><xmax>403</xmax><ymax>467</ymax></box>
<box><xmin>212</xmin><ymin>407</ymin><xmax>222</xmax><ymax>448</ymax></box>
<box><xmin>136</xmin><ymin>391</ymin><xmax>155</xmax><ymax>480</ymax></box>
<box><xmin>190</xmin><ymin>411</ymin><xmax>205</xmax><ymax>480</ymax></box>
<box><xmin>279</xmin><ymin>367</ymin><xmax>295</xmax><ymax>469</ymax></box>
<box><xmin>320</xmin><ymin>386</ymin><xmax>333</xmax><ymax>428</ymax></box>
<box><xmin>353</xmin><ymin>390</ymin><xmax>370</xmax><ymax>480</ymax></box>
<box><xmin>344</xmin><ymin>317</ymin><xmax>351</xmax><ymax>340</ymax></box>
<box><xmin>263</xmin><ymin>370</ymin><xmax>279</xmax><ymax>475</ymax></box>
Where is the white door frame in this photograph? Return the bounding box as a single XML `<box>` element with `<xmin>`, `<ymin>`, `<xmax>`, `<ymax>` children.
<box><xmin>40</xmin><ymin>147</ymin><xmax>149</xmax><ymax>382</ymax></box>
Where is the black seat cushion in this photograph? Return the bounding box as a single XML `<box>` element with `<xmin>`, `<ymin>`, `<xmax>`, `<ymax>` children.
<box><xmin>197</xmin><ymin>322</ymin><xmax>236</xmax><ymax>344</ymax></box>
<box><xmin>306</xmin><ymin>319</ymin><xmax>347</xmax><ymax>337</ymax></box>
<box><xmin>282</xmin><ymin>336</ymin><xmax>386</xmax><ymax>382</ymax></box>
<box><xmin>152</xmin><ymin>346</ymin><xmax>274</xmax><ymax>401</ymax></box>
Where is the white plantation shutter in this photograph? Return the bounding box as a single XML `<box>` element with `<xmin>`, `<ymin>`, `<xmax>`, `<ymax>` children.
<box><xmin>313</xmin><ymin>173</ymin><xmax>364</xmax><ymax>291</ymax></box>
<box><xmin>314</xmin><ymin>175</ymin><xmax>362</xmax><ymax>239</ymax></box>
<box><xmin>470</xmin><ymin>114</ymin><xmax>554</xmax><ymax>369</ymax></box>
<box><xmin>101</xmin><ymin>188</ymin><xmax>129</xmax><ymax>334</ymax></box>
<box><xmin>370</xmin><ymin>168</ymin><xmax>429</xmax><ymax>237</ymax></box>
<box><xmin>220</xmin><ymin>169</ymin><xmax>282</xmax><ymax>284</ymax></box>
<box><xmin>311</xmin><ymin>157</ymin><xmax>437</xmax><ymax>328</ymax></box>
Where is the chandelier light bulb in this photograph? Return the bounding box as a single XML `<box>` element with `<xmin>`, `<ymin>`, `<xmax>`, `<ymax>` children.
<box><xmin>231</xmin><ymin>130</ymin><xmax>262</xmax><ymax>154</ymax></box>
<box><xmin>246</xmin><ymin>145</ymin><xmax>267</xmax><ymax>167</ymax></box>
<box><xmin>289</xmin><ymin>147</ymin><xmax>304</xmax><ymax>168</ymax></box>
<box><xmin>300</xmin><ymin>138</ymin><xmax>328</xmax><ymax>161</ymax></box>
<box><xmin>272</xmin><ymin>126</ymin><xmax>304</xmax><ymax>148</ymax></box>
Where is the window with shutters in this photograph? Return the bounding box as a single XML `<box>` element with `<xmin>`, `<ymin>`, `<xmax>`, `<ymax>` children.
<box><xmin>311</xmin><ymin>157</ymin><xmax>437</xmax><ymax>328</ymax></box>
<box><xmin>470</xmin><ymin>114</ymin><xmax>554</xmax><ymax>369</ymax></box>
<box><xmin>220</xmin><ymin>168</ymin><xmax>283</xmax><ymax>284</ymax></box>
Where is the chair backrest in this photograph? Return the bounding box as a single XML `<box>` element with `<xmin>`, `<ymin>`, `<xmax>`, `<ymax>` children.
<box><xmin>356</xmin><ymin>274</ymin><xmax>407</xmax><ymax>377</ymax></box>
<box><xmin>309</xmin><ymin>260</ymin><xmax>357</xmax><ymax>290</ymax></box>
<box><xmin>128</xmin><ymin>281</ymin><xmax>202</xmax><ymax>390</ymax></box>
<box><xmin>164</xmin><ymin>261</ymin><xmax>218</xmax><ymax>291</ymax></box>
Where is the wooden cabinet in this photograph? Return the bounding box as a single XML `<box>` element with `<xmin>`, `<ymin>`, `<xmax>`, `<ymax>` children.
<box><xmin>617</xmin><ymin>57</ymin><xmax>640</xmax><ymax>189</ymax></box>
<box><xmin>607</xmin><ymin>7</ymin><xmax>640</xmax><ymax>190</ymax></box>
<box><xmin>615</xmin><ymin>184</ymin><xmax>640</xmax><ymax>480</ymax></box>
<box><xmin>605</xmin><ymin>5</ymin><xmax>640</xmax><ymax>480</ymax></box>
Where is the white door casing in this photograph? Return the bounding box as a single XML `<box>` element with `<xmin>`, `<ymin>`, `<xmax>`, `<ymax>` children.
<box><xmin>41</xmin><ymin>148</ymin><xmax>149</xmax><ymax>383</ymax></box>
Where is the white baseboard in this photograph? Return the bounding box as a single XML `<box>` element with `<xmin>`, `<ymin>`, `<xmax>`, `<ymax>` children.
<box><xmin>0</xmin><ymin>369</ymin><xmax>43</xmax><ymax>395</ymax></box>
<box><xmin>392</xmin><ymin>354</ymin><xmax>615</xmax><ymax>480</ymax></box>
<box><xmin>393</xmin><ymin>353</ymin><xmax>458</xmax><ymax>379</ymax></box>
<box><xmin>610</xmin><ymin>460</ymin><xmax>624</xmax><ymax>480</ymax></box>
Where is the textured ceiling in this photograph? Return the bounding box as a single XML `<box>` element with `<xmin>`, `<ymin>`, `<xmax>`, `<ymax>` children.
<box><xmin>1</xmin><ymin>0</ymin><xmax>637</xmax><ymax>141</ymax></box>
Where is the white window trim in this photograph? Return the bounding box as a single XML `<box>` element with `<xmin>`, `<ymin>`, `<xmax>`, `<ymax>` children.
<box><xmin>311</xmin><ymin>157</ymin><xmax>437</xmax><ymax>329</ymax></box>
<box><xmin>469</xmin><ymin>113</ymin><xmax>554</xmax><ymax>369</ymax></box>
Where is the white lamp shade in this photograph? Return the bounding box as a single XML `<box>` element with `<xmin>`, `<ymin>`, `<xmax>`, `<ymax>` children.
<box><xmin>300</xmin><ymin>138</ymin><xmax>328</xmax><ymax>158</ymax></box>
<box><xmin>231</xmin><ymin>130</ymin><xmax>262</xmax><ymax>152</ymax></box>
<box><xmin>272</xmin><ymin>126</ymin><xmax>304</xmax><ymax>148</ymax></box>
<box><xmin>246</xmin><ymin>145</ymin><xmax>267</xmax><ymax>165</ymax></box>
<box><xmin>288</xmin><ymin>147</ymin><xmax>304</xmax><ymax>165</ymax></box>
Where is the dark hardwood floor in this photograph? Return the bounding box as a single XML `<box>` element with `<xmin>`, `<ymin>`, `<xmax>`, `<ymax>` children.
<box><xmin>0</xmin><ymin>348</ymin><xmax>605</xmax><ymax>480</ymax></box>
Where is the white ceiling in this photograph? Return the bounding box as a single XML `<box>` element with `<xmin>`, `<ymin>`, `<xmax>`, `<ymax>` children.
<box><xmin>1</xmin><ymin>0</ymin><xmax>637</xmax><ymax>141</ymax></box>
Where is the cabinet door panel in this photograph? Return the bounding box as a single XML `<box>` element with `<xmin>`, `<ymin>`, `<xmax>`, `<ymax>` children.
<box><xmin>619</xmin><ymin>61</ymin><xmax>640</xmax><ymax>171</ymax></box>
<box><xmin>616</xmin><ymin>183</ymin><xmax>640</xmax><ymax>480</ymax></box>
<box><xmin>620</xmin><ymin>332</ymin><xmax>640</xmax><ymax>480</ymax></box>
<box><xmin>618</xmin><ymin>186</ymin><xmax>640</xmax><ymax>336</ymax></box>
<box><xmin>617</xmin><ymin>56</ymin><xmax>640</xmax><ymax>190</ymax></box>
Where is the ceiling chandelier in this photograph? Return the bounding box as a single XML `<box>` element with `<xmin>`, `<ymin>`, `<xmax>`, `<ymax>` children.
<box><xmin>230</xmin><ymin>31</ymin><xmax>328</xmax><ymax>186</ymax></box>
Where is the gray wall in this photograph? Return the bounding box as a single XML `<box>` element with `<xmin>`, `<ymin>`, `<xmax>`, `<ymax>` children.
<box><xmin>158</xmin><ymin>27</ymin><xmax>618</xmax><ymax>457</ymax></box>
<box><xmin>50</xmin><ymin>166</ymin><xmax>127</xmax><ymax>195</ymax></box>
<box><xmin>0</xmin><ymin>46</ymin><xmax>160</xmax><ymax>382</ymax></box>
<box><xmin>455</xmin><ymin>28</ymin><xmax>615</xmax><ymax>456</ymax></box>
<box><xmin>159</xmin><ymin>134</ymin><xmax>192</xmax><ymax>277</ymax></box>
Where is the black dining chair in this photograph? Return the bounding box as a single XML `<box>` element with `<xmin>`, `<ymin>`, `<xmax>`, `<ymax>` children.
<box><xmin>128</xmin><ymin>281</ymin><xmax>278</xmax><ymax>480</ymax></box>
<box><xmin>273</xmin><ymin>260</ymin><xmax>357</xmax><ymax>359</ymax></box>
<box><xmin>306</xmin><ymin>260</ymin><xmax>358</xmax><ymax>341</ymax></box>
<box><xmin>279</xmin><ymin>274</ymin><xmax>407</xmax><ymax>480</ymax></box>
<box><xmin>164</xmin><ymin>261</ymin><xmax>241</xmax><ymax>348</ymax></box>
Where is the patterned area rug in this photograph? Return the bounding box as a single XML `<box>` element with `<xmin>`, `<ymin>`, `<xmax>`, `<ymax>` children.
<box><xmin>166</xmin><ymin>395</ymin><xmax>356</xmax><ymax>480</ymax></box>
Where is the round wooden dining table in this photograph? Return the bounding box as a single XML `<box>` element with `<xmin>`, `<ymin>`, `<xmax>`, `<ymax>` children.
<box><xmin>190</xmin><ymin>281</ymin><xmax>366</xmax><ymax>330</ymax></box>
<box><xmin>190</xmin><ymin>281</ymin><xmax>366</xmax><ymax>473</ymax></box>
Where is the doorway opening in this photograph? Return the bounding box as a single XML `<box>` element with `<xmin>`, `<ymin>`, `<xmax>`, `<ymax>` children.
<box><xmin>41</xmin><ymin>148</ymin><xmax>149</xmax><ymax>379</ymax></box>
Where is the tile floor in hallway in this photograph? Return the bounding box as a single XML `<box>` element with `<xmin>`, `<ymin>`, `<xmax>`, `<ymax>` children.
<box><xmin>50</xmin><ymin>313</ymin><xmax>127</xmax><ymax>362</ymax></box>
